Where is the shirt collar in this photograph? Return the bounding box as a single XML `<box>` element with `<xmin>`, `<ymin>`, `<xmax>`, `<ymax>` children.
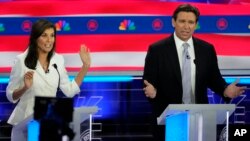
<box><xmin>173</xmin><ymin>32</ymin><xmax>193</xmax><ymax>49</ymax></box>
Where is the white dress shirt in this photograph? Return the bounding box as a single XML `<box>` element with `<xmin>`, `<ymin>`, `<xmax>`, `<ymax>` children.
<box><xmin>173</xmin><ymin>32</ymin><xmax>196</xmax><ymax>100</ymax></box>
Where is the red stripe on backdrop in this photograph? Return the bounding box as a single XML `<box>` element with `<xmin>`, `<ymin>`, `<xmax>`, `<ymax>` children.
<box><xmin>0</xmin><ymin>34</ymin><xmax>167</xmax><ymax>52</ymax></box>
<box><xmin>194</xmin><ymin>34</ymin><xmax>250</xmax><ymax>56</ymax></box>
<box><xmin>0</xmin><ymin>67</ymin><xmax>11</xmax><ymax>73</ymax></box>
<box><xmin>0</xmin><ymin>1</ymin><xmax>249</xmax><ymax>16</ymax></box>
<box><xmin>0</xmin><ymin>34</ymin><xmax>249</xmax><ymax>56</ymax></box>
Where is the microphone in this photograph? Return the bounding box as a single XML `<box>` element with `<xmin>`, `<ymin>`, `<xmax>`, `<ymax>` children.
<box><xmin>53</xmin><ymin>64</ymin><xmax>60</xmax><ymax>93</ymax></box>
<box><xmin>53</xmin><ymin>63</ymin><xmax>57</xmax><ymax>69</ymax></box>
<box><xmin>193</xmin><ymin>59</ymin><xmax>196</xmax><ymax>64</ymax></box>
<box><xmin>186</xmin><ymin>55</ymin><xmax>191</xmax><ymax>59</ymax></box>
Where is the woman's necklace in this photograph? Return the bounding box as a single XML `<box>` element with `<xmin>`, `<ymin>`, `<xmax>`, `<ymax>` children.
<box><xmin>42</xmin><ymin>62</ymin><xmax>49</xmax><ymax>73</ymax></box>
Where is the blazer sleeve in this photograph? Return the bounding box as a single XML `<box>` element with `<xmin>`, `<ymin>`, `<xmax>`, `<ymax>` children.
<box><xmin>57</xmin><ymin>55</ymin><xmax>80</xmax><ymax>97</ymax></box>
<box><xmin>6</xmin><ymin>56</ymin><xmax>25</xmax><ymax>103</ymax></box>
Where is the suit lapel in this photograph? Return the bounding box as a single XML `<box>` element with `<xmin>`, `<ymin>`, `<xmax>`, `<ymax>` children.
<box><xmin>166</xmin><ymin>36</ymin><xmax>182</xmax><ymax>86</ymax></box>
<box><xmin>35</xmin><ymin>60</ymin><xmax>58</xmax><ymax>88</ymax></box>
<box><xmin>36</xmin><ymin>61</ymin><xmax>46</xmax><ymax>77</ymax></box>
<box><xmin>193</xmin><ymin>38</ymin><xmax>202</xmax><ymax>96</ymax></box>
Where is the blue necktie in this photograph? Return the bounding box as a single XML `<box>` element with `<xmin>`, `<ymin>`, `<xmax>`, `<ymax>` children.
<box><xmin>182</xmin><ymin>43</ymin><xmax>192</xmax><ymax>104</ymax></box>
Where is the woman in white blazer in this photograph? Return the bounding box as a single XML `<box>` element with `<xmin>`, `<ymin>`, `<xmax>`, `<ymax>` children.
<box><xmin>6</xmin><ymin>19</ymin><xmax>91</xmax><ymax>141</ymax></box>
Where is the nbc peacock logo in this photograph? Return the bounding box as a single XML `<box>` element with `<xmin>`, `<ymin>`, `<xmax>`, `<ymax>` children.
<box><xmin>195</xmin><ymin>22</ymin><xmax>201</xmax><ymax>30</ymax></box>
<box><xmin>0</xmin><ymin>23</ymin><xmax>5</xmax><ymax>32</ymax></box>
<box><xmin>55</xmin><ymin>20</ymin><xmax>70</xmax><ymax>31</ymax></box>
<box><xmin>119</xmin><ymin>19</ymin><xmax>136</xmax><ymax>31</ymax></box>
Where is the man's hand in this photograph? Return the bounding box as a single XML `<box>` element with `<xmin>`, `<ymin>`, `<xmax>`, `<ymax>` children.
<box><xmin>223</xmin><ymin>79</ymin><xmax>247</xmax><ymax>98</ymax></box>
<box><xmin>143</xmin><ymin>80</ymin><xmax>157</xmax><ymax>99</ymax></box>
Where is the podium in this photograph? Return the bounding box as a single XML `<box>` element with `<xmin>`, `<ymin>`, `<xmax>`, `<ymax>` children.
<box><xmin>157</xmin><ymin>104</ymin><xmax>235</xmax><ymax>141</ymax></box>
<box><xmin>72</xmin><ymin>106</ymin><xmax>98</xmax><ymax>141</ymax></box>
<box><xmin>28</xmin><ymin>106</ymin><xmax>98</xmax><ymax>141</ymax></box>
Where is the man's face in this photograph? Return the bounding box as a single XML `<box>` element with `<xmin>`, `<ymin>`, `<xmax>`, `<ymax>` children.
<box><xmin>172</xmin><ymin>11</ymin><xmax>197</xmax><ymax>42</ymax></box>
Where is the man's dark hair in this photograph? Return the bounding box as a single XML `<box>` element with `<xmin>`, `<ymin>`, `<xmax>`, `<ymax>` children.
<box><xmin>172</xmin><ymin>4</ymin><xmax>200</xmax><ymax>23</ymax></box>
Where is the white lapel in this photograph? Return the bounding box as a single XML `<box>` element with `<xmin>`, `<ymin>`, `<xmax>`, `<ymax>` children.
<box><xmin>34</xmin><ymin>56</ymin><xmax>59</xmax><ymax>89</ymax></box>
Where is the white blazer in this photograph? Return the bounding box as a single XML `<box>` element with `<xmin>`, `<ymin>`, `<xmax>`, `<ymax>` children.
<box><xmin>6</xmin><ymin>50</ymin><xmax>80</xmax><ymax>125</ymax></box>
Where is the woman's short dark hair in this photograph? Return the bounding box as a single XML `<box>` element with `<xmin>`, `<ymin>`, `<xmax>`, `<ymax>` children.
<box><xmin>25</xmin><ymin>19</ymin><xmax>56</xmax><ymax>69</ymax></box>
<box><xmin>172</xmin><ymin>4</ymin><xmax>200</xmax><ymax>23</ymax></box>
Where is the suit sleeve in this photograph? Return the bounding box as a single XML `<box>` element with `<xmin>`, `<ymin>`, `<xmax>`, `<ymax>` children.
<box><xmin>143</xmin><ymin>45</ymin><xmax>159</xmax><ymax>101</ymax></box>
<box><xmin>207</xmin><ymin>45</ymin><xmax>230</xmax><ymax>102</ymax></box>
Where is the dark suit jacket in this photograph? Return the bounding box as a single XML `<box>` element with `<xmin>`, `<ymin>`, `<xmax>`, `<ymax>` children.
<box><xmin>143</xmin><ymin>34</ymin><xmax>229</xmax><ymax>118</ymax></box>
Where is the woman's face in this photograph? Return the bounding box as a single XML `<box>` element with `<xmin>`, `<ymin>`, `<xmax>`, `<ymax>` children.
<box><xmin>37</xmin><ymin>28</ymin><xmax>55</xmax><ymax>54</ymax></box>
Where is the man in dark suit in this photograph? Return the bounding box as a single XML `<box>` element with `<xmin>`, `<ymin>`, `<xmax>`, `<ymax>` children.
<box><xmin>143</xmin><ymin>4</ymin><xmax>246</xmax><ymax>141</ymax></box>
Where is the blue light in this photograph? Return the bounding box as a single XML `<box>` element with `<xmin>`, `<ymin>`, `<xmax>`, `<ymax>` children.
<box><xmin>27</xmin><ymin>120</ymin><xmax>40</xmax><ymax>141</ymax></box>
<box><xmin>1</xmin><ymin>76</ymin><xmax>250</xmax><ymax>83</ymax></box>
<box><xmin>166</xmin><ymin>112</ymin><xmax>189</xmax><ymax>141</ymax></box>
<box><xmin>224</xmin><ymin>77</ymin><xmax>250</xmax><ymax>84</ymax></box>
<box><xmin>0</xmin><ymin>76</ymin><xmax>9</xmax><ymax>83</ymax></box>
<box><xmin>0</xmin><ymin>76</ymin><xmax>134</xmax><ymax>83</ymax></box>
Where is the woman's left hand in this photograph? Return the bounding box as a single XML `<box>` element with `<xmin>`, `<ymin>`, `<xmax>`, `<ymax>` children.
<box><xmin>80</xmin><ymin>44</ymin><xmax>91</xmax><ymax>69</ymax></box>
